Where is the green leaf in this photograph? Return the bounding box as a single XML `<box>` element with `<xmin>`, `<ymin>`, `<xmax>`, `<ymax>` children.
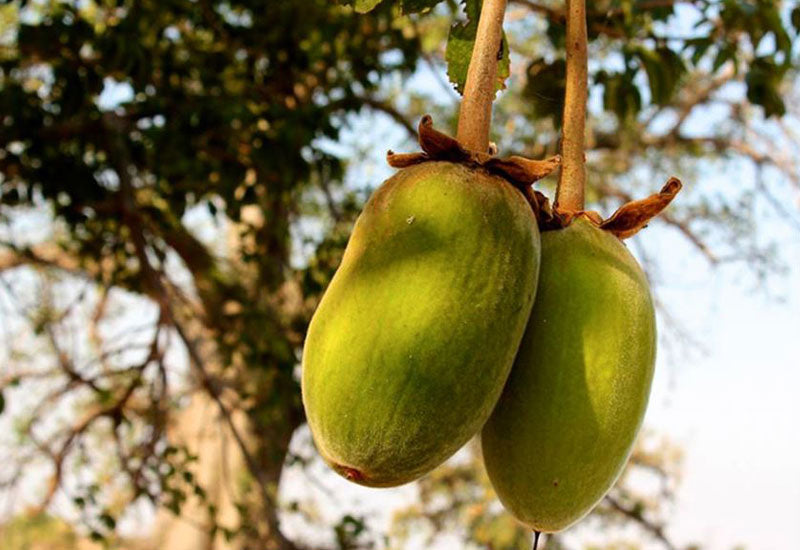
<box><xmin>712</xmin><ymin>45</ymin><xmax>736</xmax><ymax>74</ymax></box>
<box><xmin>598</xmin><ymin>71</ymin><xmax>642</xmax><ymax>121</ymax></box>
<box><xmin>792</xmin><ymin>7</ymin><xmax>800</xmax><ymax>35</ymax></box>
<box><xmin>639</xmin><ymin>0</ymin><xmax>674</xmax><ymax>22</ymax></box>
<box><xmin>635</xmin><ymin>47</ymin><xmax>686</xmax><ymax>105</ymax></box>
<box><xmin>99</xmin><ymin>513</ymin><xmax>116</xmax><ymax>530</ymax></box>
<box><xmin>446</xmin><ymin>0</ymin><xmax>510</xmax><ymax>95</ymax></box>
<box><xmin>401</xmin><ymin>0</ymin><xmax>443</xmax><ymax>13</ymax></box>
<box><xmin>756</xmin><ymin>3</ymin><xmax>791</xmax><ymax>55</ymax></box>
<box><xmin>684</xmin><ymin>37</ymin><xmax>712</xmax><ymax>66</ymax></box>
<box><xmin>523</xmin><ymin>57</ymin><xmax>566</xmax><ymax>125</ymax></box>
<box><xmin>342</xmin><ymin>0</ymin><xmax>384</xmax><ymax>13</ymax></box>
<box><xmin>746</xmin><ymin>57</ymin><xmax>787</xmax><ymax>118</ymax></box>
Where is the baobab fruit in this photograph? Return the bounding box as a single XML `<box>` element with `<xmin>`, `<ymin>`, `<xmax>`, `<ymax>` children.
<box><xmin>302</xmin><ymin>161</ymin><xmax>540</xmax><ymax>487</ymax></box>
<box><xmin>481</xmin><ymin>217</ymin><xmax>656</xmax><ymax>531</ymax></box>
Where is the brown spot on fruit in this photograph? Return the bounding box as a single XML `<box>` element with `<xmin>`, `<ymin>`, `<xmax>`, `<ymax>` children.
<box><xmin>335</xmin><ymin>464</ymin><xmax>365</xmax><ymax>483</ymax></box>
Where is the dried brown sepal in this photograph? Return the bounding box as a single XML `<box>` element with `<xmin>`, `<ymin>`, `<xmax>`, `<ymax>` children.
<box><xmin>386</xmin><ymin>151</ymin><xmax>429</xmax><ymax>168</ymax></box>
<box><xmin>528</xmin><ymin>190</ymin><xmax>562</xmax><ymax>231</ymax></box>
<box><xmin>388</xmin><ymin>115</ymin><xmax>569</xmax><ymax>225</ymax></box>
<box><xmin>538</xmin><ymin>208</ymin><xmax>595</xmax><ymax>231</ymax></box>
<box><xmin>541</xmin><ymin>178</ymin><xmax>682</xmax><ymax>237</ymax></box>
<box><xmin>418</xmin><ymin>115</ymin><xmax>472</xmax><ymax>162</ymax></box>
<box><xmin>599</xmin><ymin>177</ymin><xmax>683</xmax><ymax>239</ymax></box>
<box><xmin>519</xmin><ymin>187</ymin><xmax>542</xmax><ymax>221</ymax></box>
<box><xmin>484</xmin><ymin>155</ymin><xmax>562</xmax><ymax>187</ymax></box>
<box><xmin>392</xmin><ymin>115</ymin><xmax>558</xmax><ymax>187</ymax></box>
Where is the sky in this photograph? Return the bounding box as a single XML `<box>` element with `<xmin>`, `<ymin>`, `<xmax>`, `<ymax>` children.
<box><xmin>639</xmin><ymin>224</ymin><xmax>800</xmax><ymax>550</ymax></box>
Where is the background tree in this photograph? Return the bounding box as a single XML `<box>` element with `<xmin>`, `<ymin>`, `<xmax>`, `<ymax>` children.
<box><xmin>0</xmin><ymin>0</ymin><xmax>798</xmax><ymax>549</ymax></box>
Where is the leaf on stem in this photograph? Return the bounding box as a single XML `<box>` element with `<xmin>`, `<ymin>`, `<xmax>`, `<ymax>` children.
<box><xmin>342</xmin><ymin>0</ymin><xmax>385</xmax><ymax>14</ymax></box>
<box><xmin>446</xmin><ymin>0</ymin><xmax>510</xmax><ymax>95</ymax></box>
<box><xmin>401</xmin><ymin>0</ymin><xmax>445</xmax><ymax>13</ymax></box>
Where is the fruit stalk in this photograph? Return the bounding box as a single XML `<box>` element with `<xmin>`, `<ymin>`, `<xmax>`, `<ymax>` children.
<box><xmin>555</xmin><ymin>0</ymin><xmax>588</xmax><ymax>212</ymax></box>
<box><xmin>456</xmin><ymin>0</ymin><xmax>507</xmax><ymax>153</ymax></box>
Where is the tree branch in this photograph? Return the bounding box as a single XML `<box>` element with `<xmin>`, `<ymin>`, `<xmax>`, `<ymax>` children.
<box><xmin>102</xmin><ymin>116</ymin><xmax>301</xmax><ymax>550</ymax></box>
<box><xmin>0</xmin><ymin>242</ymin><xmax>84</xmax><ymax>276</ymax></box>
<box><xmin>604</xmin><ymin>494</ymin><xmax>677</xmax><ymax>550</ymax></box>
<box><xmin>358</xmin><ymin>96</ymin><xmax>419</xmax><ymax>139</ymax></box>
<box><xmin>328</xmin><ymin>96</ymin><xmax>418</xmax><ymax>140</ymax></box>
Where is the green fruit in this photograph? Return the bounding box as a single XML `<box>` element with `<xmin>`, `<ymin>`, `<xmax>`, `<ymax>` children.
<box><xmin>302</xmin><ymin>161</ymin><xmax>540</xmax><ymax>487</ymax></box>
<box><xmin>481</xmin><ymin>217</ymin><xmax>656</xmax><ymax>531</ymax></box>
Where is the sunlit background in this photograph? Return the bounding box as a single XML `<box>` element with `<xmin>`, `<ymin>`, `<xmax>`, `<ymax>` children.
<box><xmin>1</xmin><ymin>1</ymin><xmax>798</xmax><ymax>549</ymax></box>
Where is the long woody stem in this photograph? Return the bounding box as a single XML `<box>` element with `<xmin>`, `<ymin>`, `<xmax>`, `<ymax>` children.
<box><xmin>555</xmin><ymin>0</ymin><xmax>588</xmax><ymax>212</ymax></box>
<box><xmin>456</xmin><ymin>0</ymin><xmax>507</xmax><ymax>153</ymax></box>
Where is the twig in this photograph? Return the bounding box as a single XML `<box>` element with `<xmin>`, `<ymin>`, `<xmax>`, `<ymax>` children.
<box><xmin>604</xmin><ymin>495</ymin><xmax>678</xmax><ymax>550</ymax></box>
<box><xmin>556</xmin><ymin>0</ymin><xmax>588</xmax><ymax>212</ymax></box>
<box><xmin>456</xmin><ymin>0</ymin><xmax>508</xmax><ymax>152</ymax></box>
<box><xmin>36</xmin><ymin>377</ymin><xmax>141</xmax><ymax>514</ymax></box>
<box><xmin>511</xmin><ymin>0</ymin><xmax>559</xmax><ymax>19</ymax></box>
<box><xmin>102</xmin><ymin>116</ymin><xmax>300</xmax><ymax>550</ymax></box>
<box><xmin>328</xmin><ymin>96</ymin><xmax>418</xmax><ymax>140</ymax></box>
<box><xmin>357</xmin><ymin>96</ymin><xmax>419</xmax><ymax>140</ymax></box>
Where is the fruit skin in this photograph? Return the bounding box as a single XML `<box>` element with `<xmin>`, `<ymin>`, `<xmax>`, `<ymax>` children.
<box><xmin>481</xmin><ymin>217</ymin><xmax>656</xmax><ymax>531</ymax></box>
<box><xmin>302</xmin><ymin>161</ymin><xmax>540</xmax><ymax>487</ymax></box>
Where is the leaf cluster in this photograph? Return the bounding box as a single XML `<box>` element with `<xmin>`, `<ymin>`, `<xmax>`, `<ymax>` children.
<box><xmin>345</xmin><ymin>0</ymin><xmax>800</xmax><ymax>122</ymax></box>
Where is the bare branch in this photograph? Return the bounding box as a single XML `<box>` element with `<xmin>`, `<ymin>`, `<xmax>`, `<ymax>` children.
<box><xmin>604</xmin><ymin>494</ymin><xmax>677</xmax><ymax>550</ymax></box>
<box><xmin>0</xmin><ymin>242</ymin><xmax>85</xmax><ymax>276</ymax></box>
<box><xmin>357</xmin><ymin>96</ymin><xmax>419</xmax><ymax>140</ymax></box>
<box><xmin>36</xmin><ymin>376</ymin><xmax>141</xmax><ymax>514</ymax></box>
<box><xmin>328</xmin><ymin>96</ymin><xmax>418</xmax><ymax>140</ymax></box>
<box><xmin>102</xmin><ymin>116</ymin><xmax>301</xmax><ymax>550</ymax></box>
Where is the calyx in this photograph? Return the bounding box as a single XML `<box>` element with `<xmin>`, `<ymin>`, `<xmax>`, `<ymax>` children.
<box><xmin>387</xmin><ymin>115</ymin><xmax>682</xmax><ymax>240</ymax></box>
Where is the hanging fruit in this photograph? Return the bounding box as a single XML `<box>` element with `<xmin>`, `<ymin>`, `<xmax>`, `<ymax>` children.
<box><xmin>302</xmin><ymin>156</ymin><xmax>539</xmax><ymax>487</ymax></box>
<box><xmin>482</xmin><ymin>215</ymin><xmax>658</xmax><ymax>531</ymax></box>
<box><xmin>302</xmin><ymin>0</ymin><xmax>561</xmax><ymax>487</ymax></box>
<box><xmin>480</xmin><ymin>0</ymin><xmax>681</xmax><ymax>538</ymax></box>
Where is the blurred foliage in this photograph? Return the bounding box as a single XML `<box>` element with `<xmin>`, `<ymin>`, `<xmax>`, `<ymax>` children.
<box><xmin>0</xmin><ymin>0</ymin><xmax>798</xmax><ymax>549</ymax></box>
<box><xmin>0</xmin><ymin>514</ymin><xmax>87</xmax><ymax>550</ymax></box>
<box><xmin>349</xmin><ymin>0</ymin><xmax>798</xmax><ymax>120</ymax></box>
<box><xmin>1</xmin><ymin>0</ymin><xmax>419</xmax><ymax>547</ymax></box>
<box><xmin>445</xmin><ymin>0</ymin><xmax>510</xmax><ymax>94</ymax></box>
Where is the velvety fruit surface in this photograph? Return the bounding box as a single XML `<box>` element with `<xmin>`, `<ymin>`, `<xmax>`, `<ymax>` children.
<box><xmin>302</xmin><ymin>161</ymin><xmax>540</xmax><ymax>487</ymax></box>
<box><xmin>481</xmin><ymin>218</ymin><xmax>656</xmax><ymax>531</ymax></box>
